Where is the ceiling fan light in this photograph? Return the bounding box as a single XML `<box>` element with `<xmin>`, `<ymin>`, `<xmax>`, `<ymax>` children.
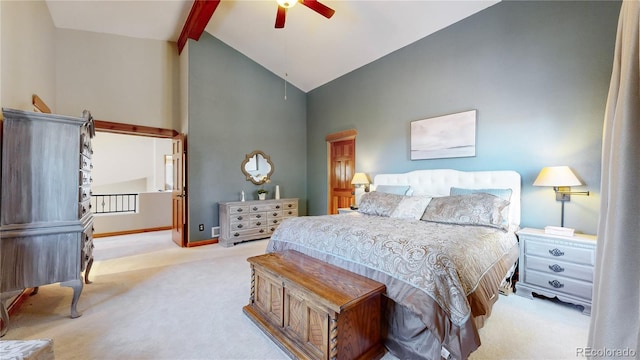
<box><xmin>276</xmin><ymin>0</ymin><xmax>297</xmax><ymax>9</ymax></box>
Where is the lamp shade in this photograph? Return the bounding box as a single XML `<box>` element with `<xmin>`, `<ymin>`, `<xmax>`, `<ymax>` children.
<box><xmin>351</xmin><ymin>172</ymin><xmax>370</xmax><ymax>185</ymax></box>
<box><xmin>276</xmin><ymin>0</ymin><xmax>298</xmax><ymax>8</ymax></box>
<box><xmin>533</xmin><ymin>166</ymin><xmax>582</xmax><ymax>187</ymax></box>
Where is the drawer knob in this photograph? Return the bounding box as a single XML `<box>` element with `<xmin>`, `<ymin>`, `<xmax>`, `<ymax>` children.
<box><xmin>237</xmin><ymin>224</ymin><xmax>243</xmax><ymax>228</ymax></box>
<box><xmin>272</xmin><ymin>212</ymin><xmax>278</xmax><ymax>216</ymax></box>
<box><xmin>288</xmin><ymin>211</ymin><xmax>293</xmax><ymax>215</ymax></box>
<box><xmin>259</xmin><ymin>229</ymin><xmax>265</xmax><ymax>233</ymax></box>
<box><xmin>548</xmin><ymin>280</ymin><xmax>564</xmax><ymax>289</ymax></box>
<box><xmin>272</xmin><ymin>220</ymin><xmax>278</xmax><ymax>224</ymax></box>
<box><xmin>233</xmin><ymin>233</ymin><xmax>240</xmax><ymax>237</ymax></box>
<box><xmin>236</xmin><ymin>208</ymin><xmax>243</xmax><ymax>212</ymax></box>
<box><xmin>275</xmin><ymin>205</ymin><xmax>281</xmax><ymax>209</ymax></box>
<box><xmin>237</xmin><ymin>216</ymin><xmax>243</xmax><ymax>220</ymax></box>
<box><xmin>256</xmin><ymin>222</ymin><xmax>262</xmax><ymax>226</ymax></box>
<box><xmin>288</xmin><ymin>204</ymin><xmax>292</xmax><ymax>208</ymax></box>
<box><xmin>256</xmin><ymin>214</ymin><xmax>262</xmax><ymax>218</ymax></box>
<box><xmin>253</xmin><ymin>207</ymin><xmax>258</xmax><ymax>211</ymax></box>
<box><xmin>548</xmin><ymin>248</ymin><xmax>565</xmax><ymax>257</ymax></box>
<box><xmin>549</xmin><ymin>264</ymin><xmax>565</xmax><ymax>273</ymax></box>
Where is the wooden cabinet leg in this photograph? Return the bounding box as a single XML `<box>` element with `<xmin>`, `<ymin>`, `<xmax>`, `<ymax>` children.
<box><xmin>61</xmin><ymin>279</ymin><xmax>83</xmax><ymax>318</ymax></box>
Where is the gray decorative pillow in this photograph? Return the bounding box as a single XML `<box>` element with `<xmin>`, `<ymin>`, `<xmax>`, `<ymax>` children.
<box><xmin>421</xmin><ymin>193</ymin><xmax>510</xmax><ymax>230</ymax></box>
<box><xmin>358</xmin><ymin>191</ymin><xmax>404</xmax><ymax>217</ymax></box>
<box><xmin>449</xmin><ymin>187</ymin><xmax>513</xmax><ymax>226</ymax></box>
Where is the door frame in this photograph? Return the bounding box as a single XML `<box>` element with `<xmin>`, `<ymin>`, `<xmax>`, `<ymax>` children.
<box><xmin>326</xmin><ymin>129</ymin><xmax>358</xmax><ymax>214</ymax></box>
<box><xmin>93</xmin><ymin>120</ymin><xmax>188</xmax><ymax>247</ymax></box>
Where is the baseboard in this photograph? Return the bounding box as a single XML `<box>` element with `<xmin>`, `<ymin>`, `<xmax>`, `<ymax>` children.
<box><xmin>187</xmin><ymin>238</ymin><xmax>219</xmax><ymax>247</ymax></box>
<box><xmin>94</xmin><ymin>226</ymin><xmax>172</xmax><ymax>238</ymax></box>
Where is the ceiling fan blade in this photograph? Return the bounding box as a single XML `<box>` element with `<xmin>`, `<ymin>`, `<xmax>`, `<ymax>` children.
<box><xmin>300</xmin><ymin>0</ymin><xmax>335</xmax><ymax>19</ymax></box>
<box><xmin>275</xmin><ymin>6</ymin><xmax>286</xmax><ymax>28</ymax></box>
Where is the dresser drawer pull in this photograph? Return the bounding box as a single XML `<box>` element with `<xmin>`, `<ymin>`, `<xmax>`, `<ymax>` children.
<box><xmin>256</xmin><ymin>222</ymin><xmax>262</xmax><ymax>226</ymax></box>
<box><xmin>236</xmin><ymin>208</ymin><xmax>243</xmax><ymax>212</ymax></box>
<box><xmin>256</xmin><ymin>214</ymin><xmax>262</xmax><ymax>218</ymax></box>
<box><xmin>272</xmin><ymin>220</ymin><xmax>278</xmax><ymax>224</ymax></box>
<box><xmin>549</xmin><ymin>264</ymin><xmax>565</xmax><ymax>273</ymax></box>
<box><xmin>549</xmin><ymin>248</ymin><xmax>565</xmax><ymax>257</ymax></box>
<box><xmin>237</xmin><ymin>224</ymin><xmax>243</xmax><ymax>228</ymax></box>
<box><xmin>233</xmin><ymin>233</ymin><xmax>240</xmax><ymax>237</ymax></box>
<box><xmin>259</xmin><ymin>229</ymin><xmax>265</xmax><ymax>233</ymax></box>
<box><xmin>271</xmin><ymin>227</ymin><xmax>276</xmax><ymax>232</ymax></box>
<box><xmin>275</xmin><ymin>205</ymin><xmax>281</xmax><ymax>209</ymax></box>
<box><xmin>548</xmin><ymin>280</ymin><xmax>564</xmax><ymax>289</ymax></box>
<box><xmin>272</xmin><ymin>212</ymin><xmax>278</xmax><ymax>216</ymax></box>
<box><xmin>236</xmin><ymin>216</ymin><xmax>243</xmax><ymax>220</ymax></box>
<box><xmin>288</xmin><ymin>204</ymin><xmax>293</xmax><ymax>208</ymax></box>
<box><xmin>287</xmin><ymin>211</ymin><xmax>293</xmax><ymax>215</ymax></box>
<box><xmin>253</xmin><ymin>207</ymin><xmax>258</xmax><ymax>211</ymax></box>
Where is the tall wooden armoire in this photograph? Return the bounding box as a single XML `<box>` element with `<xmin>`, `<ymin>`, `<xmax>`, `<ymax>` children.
<box><xmin>0</xmin><ymin>108</ymin><xmax>95</xmax><ymax>336</ymax></box>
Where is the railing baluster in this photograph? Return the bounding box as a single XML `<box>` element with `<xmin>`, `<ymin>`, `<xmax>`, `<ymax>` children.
<box><xmin>90</xmin><ymin>193</ymin><xmax>139</xmax><ymax>214</ymax></box>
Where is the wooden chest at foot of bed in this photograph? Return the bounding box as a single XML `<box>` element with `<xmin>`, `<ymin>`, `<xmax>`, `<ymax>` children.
<box><xmin>244</xmin><ymin>250</ymin><xmax>386</xmax><ymax>360</ymax></box>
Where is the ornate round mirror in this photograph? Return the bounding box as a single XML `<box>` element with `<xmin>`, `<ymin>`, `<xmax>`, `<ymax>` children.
<box><xmin>241</xmin><ymin>150</ymin><xmax>274</xmax><ymax>185</ymax></box>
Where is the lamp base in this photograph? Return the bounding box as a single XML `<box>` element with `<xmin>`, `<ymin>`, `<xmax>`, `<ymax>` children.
<box><xmin>544</xmin><ymin>226</ymin><xmax>575</xmax><ymax>237</ymax></box>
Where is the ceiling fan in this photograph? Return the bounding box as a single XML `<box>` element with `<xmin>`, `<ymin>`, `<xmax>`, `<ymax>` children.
<box><xmin>275</xmin><ymin>0</ymin><xmax>335</xmax><ymax>28</ymax></box>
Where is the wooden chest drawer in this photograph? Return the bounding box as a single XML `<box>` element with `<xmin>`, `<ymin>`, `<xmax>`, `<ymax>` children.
<box><xmin>245</xmin><ymin>251</ymin><xmax>385</xmax><ymax>360</ymax></box>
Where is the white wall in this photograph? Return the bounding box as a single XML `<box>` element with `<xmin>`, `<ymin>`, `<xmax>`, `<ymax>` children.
<box><xmin>54</xmin><ymin>28</ymin><xmax>179</xmax><ymax>128</ymax></box>
<box><xmin>91</xmin><ymin>132</ymin><xmax>172</xmax><ymax>194</ymax></box>
<box><xmin>0</xmin><ymin>0</ymin><xmax>57</xmax><ymax>113</ymax></box>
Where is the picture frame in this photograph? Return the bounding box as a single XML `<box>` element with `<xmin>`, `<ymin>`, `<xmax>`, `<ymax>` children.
<box><xmin>410</xmin><ymin>109</ymin><xmax>477</xmax><ymax>160</ymax></box>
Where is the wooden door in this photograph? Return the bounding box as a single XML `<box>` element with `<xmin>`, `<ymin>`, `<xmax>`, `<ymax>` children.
<box><xmin>328</xmin><ymin>139</ymin><xmax>355</xmax><ymax>214</ymax></box>
<box><xmin>172</xmin><ymin>134</ymin><xmax>188</xmax><ymax>247</ymax></box>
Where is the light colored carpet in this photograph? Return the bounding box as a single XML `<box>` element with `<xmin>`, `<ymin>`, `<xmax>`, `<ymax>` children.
<box><xmin>2</xmin><ymin>231</ymin><xmax>590</xmax><ymax>359</ymax></box>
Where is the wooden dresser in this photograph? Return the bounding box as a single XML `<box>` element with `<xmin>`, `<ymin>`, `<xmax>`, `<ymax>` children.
<box><xmin>244</xmin><ymin>250</ymin><xmax>386</xmax><ymax>360</ymax></box>
<box><xmin>218</xmin><ymin>198</ymin><xmax>298</xmax><ymax>247</ymax></box>
<box><xmin>516</xmin><ymin>227</ymin><xmax>596</xmax><ymax>315</ymax></box>
<box><xmin>0</xmin><ymin>108</ymin><xmax>95</xmax><ymax>336</ymax></box>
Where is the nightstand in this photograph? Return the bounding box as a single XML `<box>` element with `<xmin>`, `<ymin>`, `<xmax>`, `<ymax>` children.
<box><xmin>516</xmin><ymin>227</ymin><xmax>596</xmax><ymax>315</ymax></box>
<box><xmin>337</xmin><ymin>208</ymin><xmax>358</xmax><ymax>214</ymax></box>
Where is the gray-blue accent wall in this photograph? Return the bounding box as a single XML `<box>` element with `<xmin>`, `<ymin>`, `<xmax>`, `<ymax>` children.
<box><xmin>187</xmin><ymin>1</ymin><xmax>621</xmax><ymax>242</ymax></box>
<box><xmin>306</xmin><ymin>1</ymin><xmax>620</xmax><ymax>235</ymax></box>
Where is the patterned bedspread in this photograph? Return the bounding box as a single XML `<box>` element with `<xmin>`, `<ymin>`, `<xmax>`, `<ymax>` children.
<box><xmin>267</xmin><ymin>213</ymin><xmax>518</xmax><ymax>326</ymax></box>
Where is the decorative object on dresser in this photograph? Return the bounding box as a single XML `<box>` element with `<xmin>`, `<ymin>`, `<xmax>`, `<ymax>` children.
<box><xmin>218</xmin><ymin>198</ymin><xmax>297</xmax><ymax>247</ymax></box>
<box><xmin>0</xmin><ymin>108</ymin><xmax>96</xmax><ymax>336</ymax></box>
<box><xmin>244</xmin><ymin>250</ymin><xmax>386</xmax><ymax>360</ymax></box>
<box><xmin>516</xmin><ymin>227</ymin><xmax>596</xmax><ymax>315</ymax></box>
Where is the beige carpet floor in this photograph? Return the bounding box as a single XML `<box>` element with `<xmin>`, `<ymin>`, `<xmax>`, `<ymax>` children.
<box><xmin>1</xmin><ymin>230</ymin><xmax>590</xmax><ymax>359</ymax></box>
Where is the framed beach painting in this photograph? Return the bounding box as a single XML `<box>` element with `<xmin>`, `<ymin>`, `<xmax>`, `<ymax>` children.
<box><xmin>410</xmin><ymin>110</ymin><xmax>477</xmax><ymax>160</ymax></box>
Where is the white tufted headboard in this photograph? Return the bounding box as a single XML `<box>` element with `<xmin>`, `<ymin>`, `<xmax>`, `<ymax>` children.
<box><xmin>373</xmin><ymin>169</ymin><xmax>521</xmax><ymax>226</ymax></box>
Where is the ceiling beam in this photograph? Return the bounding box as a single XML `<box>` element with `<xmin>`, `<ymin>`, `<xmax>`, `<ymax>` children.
<box><xmin>177</xmin><ymin>0</ymin><xmax>220</xmax><ymax>54</ymax></box>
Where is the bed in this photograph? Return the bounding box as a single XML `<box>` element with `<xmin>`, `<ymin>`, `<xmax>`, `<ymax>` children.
<box><xmin>266</xmin><ymin>169</ymin><xmax>521</xmax><ymax>360</ymax></box>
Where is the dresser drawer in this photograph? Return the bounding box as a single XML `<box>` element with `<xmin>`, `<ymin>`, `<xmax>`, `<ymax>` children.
<box><xmin>79</xmin><ymin>185</ymin><xmax>91</xmax><ymax>202</ymax></box>
<box><xmin>229</xmin><ymin>205</ymin><xmax>250</xmax><ymax>215</ymax></box>
<box><xmin>79</xmin><ymin>154</ymin><xmax>92</xmax><ymax>171</ymax></box>
<box><xmin>281</xmin><ymin>200</ymin><xmax>297</xmax><ymax>211</ymax></box>
<box><xmin>230</xmin><ymin>228</ymin><xmax>269</xmax><ymax>240</ymax></box>
<box><xmin>249</xmin><ymin>203</ymin><xmax>272</xmax><ymax>212</ymax></box>
<box><xmin>525</xmin><ymin>270</ymin><xmax>593</xmax><ymax>301</ymax></box>
<box><xmin>230</xmin><ymin>213</ymin><xmax>249</xmax><ymax>222</ymax></box>
<box><xmin>282</xmin><ymin>209</ymin><xmax>298</xmax><ymax>217</ymax></box>
<box><xmin>230</xmin><ymin>220</ymin><xmax>250</xmax><ymax>231</ymax></box>
<box><xmin>525</xmin><ymin>239</ymin><xmax>594</xmax><ymax>266</ymax></box>
<box><xmin>525</xmin><ymin>255</ymin><xmax>593</xmax><ymax>282</ymax></box>
<box><xmin>78</xmin><ymin>199</ymin><xmax>92</xmax><ymax>219</ymax></box>
<box><xmin>267</xmin><ymin>210</ymin><xmax>282</xmax><ymax>219</ymax></box>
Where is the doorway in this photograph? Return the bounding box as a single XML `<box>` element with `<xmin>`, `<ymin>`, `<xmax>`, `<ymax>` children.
<box><xmin>326</xmin><ymin>129</ymin><xmax>357</xmax><ymax>214</ymax></box>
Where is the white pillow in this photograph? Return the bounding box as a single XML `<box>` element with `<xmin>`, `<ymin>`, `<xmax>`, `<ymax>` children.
<box><xmin>390</xmin><ymin>196</ymin><xmax>432</xmax><ymax>220</ymax></box>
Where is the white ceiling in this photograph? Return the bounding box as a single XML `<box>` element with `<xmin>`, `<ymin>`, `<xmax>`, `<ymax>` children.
<box><xmin>46</xmin><ymin>0</ymin><xmax>499</xmax><ymax>92</ymax></box>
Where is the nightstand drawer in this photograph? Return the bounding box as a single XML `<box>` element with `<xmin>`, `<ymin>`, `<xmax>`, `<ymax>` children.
<box><xmin>525</xmin><ymin>270</ymin><xmax>593</xmax><ymax>301</ymax></box>
<box><xmin>525</xmin><ymin>239</ymin><xmax>594</xmax><ymax>266</ymax></box>
<box><xmin>525</xmin><ymin>255</ymin><xmax>593</xmax><ymax>282</ymax></box>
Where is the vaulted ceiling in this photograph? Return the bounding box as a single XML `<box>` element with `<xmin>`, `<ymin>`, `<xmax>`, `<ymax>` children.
<box><xmin>45</xmin><ymin>0</ymin><xmax>499</xmax><ymax>92</ymax></box>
